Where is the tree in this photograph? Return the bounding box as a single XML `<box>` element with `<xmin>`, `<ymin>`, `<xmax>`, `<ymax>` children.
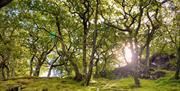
<box><xmin>0</xmin><ymin>0</ymin><xmax>12</xmax><ymax>8</ymax></box>
<box><xmin>84</xmin><ymin>0</ymin><xmax>100</xmax><ymax>85</ymax></box>
<box><xmin>100</xmin><ymin>0</ymin><xmax>167</xmax><ymax>87</ymax></box>
<box><xmin>0</xmin><ymin>0</ymin><xmax>179</xmax><ymax>87</ymax></box>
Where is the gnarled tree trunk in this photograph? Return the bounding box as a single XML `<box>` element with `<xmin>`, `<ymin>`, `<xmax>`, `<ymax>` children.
<box><xmin>175</xmin><ymin>47</ymin><xmax>180</xmax><ymax>79</ymax></box>
<box><xmin>84</xmin><ymin>0</ymin><xmax>99</xmax><ymax>86</ymax></box>
<box><xmin>33</xmin><ymin>62</ymin><xmax>42</xmax><ymax>77</ymax></box>
<box><xmin>70</xmin><ymin>60</ymin><xmax>82</xmax><ymax>81</ymax></box>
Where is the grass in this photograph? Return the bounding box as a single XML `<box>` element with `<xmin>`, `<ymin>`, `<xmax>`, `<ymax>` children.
<box><xmin>0</xmin><ymin>72</ymin><xmax>180</xmax><ymax>91</ymax></box>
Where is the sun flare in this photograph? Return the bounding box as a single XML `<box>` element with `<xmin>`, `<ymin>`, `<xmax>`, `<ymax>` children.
<box><xmin>124</xmin><ymin>46</ymin><xmax>132</xmax><ymax>63</ymax></box>
<box><xmin>115</xmin><ymin>44</ymin><xmax>133</xmax><ymax>67</ymax></box>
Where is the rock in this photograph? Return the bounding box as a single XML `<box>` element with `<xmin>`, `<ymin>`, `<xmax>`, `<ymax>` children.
<box><xmin>111</xmin><ymin>64</ymin><xmax>133</xmax><ymax>79</ymax></box>
<box><xmin>149</xmin><ymin>53</ymin><xmax>176</xmax><ymax>70</ymax></box>
<box><xmin>100</xmin><ymin>70</ymin><xmax>107</xmax><ymax>78</ymax></box>
<box><xmin>150</xmin><ymin>71</ymin><xmax>166</xmax><ymax>80</ymax></box>
<box><xmin>6</xmin><ymin>85</ymin><xmax>21</xmax><ymax>91</ymax></box>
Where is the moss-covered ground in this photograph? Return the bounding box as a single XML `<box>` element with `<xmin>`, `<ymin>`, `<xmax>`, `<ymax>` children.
<box><xmin>0</xmin><ymin>72</ymin><xmax>180</xmax><ymax>91</ymax></box>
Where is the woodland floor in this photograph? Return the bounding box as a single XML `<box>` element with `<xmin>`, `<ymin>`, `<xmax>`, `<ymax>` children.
<box><xmin>0</xmin><ymin>71</ymin><xmax>180</xmax><ymax>91</ymax></box>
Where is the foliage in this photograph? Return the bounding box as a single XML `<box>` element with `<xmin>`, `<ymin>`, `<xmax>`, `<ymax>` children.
<box><xmin>0</xmin><ymin>0</ymin><xmax>179</xmax><ymax>89</ymax></box>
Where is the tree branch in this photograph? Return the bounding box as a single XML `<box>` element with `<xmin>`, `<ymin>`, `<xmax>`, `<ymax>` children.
<box><xmin>0</xmin><ymin>0</ymin><xmax>12</xmax><ymax>8</ymax></box>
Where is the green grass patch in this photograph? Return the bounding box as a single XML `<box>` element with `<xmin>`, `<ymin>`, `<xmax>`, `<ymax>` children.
<box><xmin>0</xmin><ymin>72</ymin><xmax>180</xmax><ymax>91</ymax></box>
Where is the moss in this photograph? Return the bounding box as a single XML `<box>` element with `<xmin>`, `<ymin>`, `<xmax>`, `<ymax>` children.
<box><xmin>0</xmin><ymin>73</ymin><xmax>180</xmax><ymax>91</ymax></box>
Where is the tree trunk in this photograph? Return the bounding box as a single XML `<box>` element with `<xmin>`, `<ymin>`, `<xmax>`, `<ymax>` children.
<box><xmin>145</xmin><ymin>41</ymin><xmax>150</xmax><ymax>78</ymax></box>
<box><xmin>129</xmin><ymin>36</ymin><xmax>140</xmax><ymax>87</ymax></box>
<box><xmin>1</xmin><ymin>67</ymin><xmax>5</xmax><ymax>80</ymax></box>
<box><xmin>47</xmin><ymin>57</ymin><xmax>59</xmax><ymax>77</ymax></box>
<box><xmin>64</xmin><ymin>63</ymin><xmax>71</xmax><ymax>76</ymax></box>
<box><xmin>33</xmin><ymin>63</ymin><xmax>42</xmax><ymax>77</ymax></box>
<box><xmin>4</xmin><ymin>64</ymin><xmax>10</xmax><ymax>79</ymax></box>
<box><xmin>0</xmin><ymin>64</ymin><xmax>9</xmax><ymax>80</ymax></box>
<box><xmin>70</xmin><ymin>60</ymin><xmax>82</xmax><ymax>81</ymax></box>
<box><xmin>100</xmin><ymin>58</ymin><xmax>107</xmax><ymax>78</ymax></box>
<box><xmin>55</xmin><ymin>16</ymin><xmax>82</xmax><ymax>81</ymax></box>
<box><xmin>82</xmin><ymin>21</ymin><xmax>88</xmax><ymax>76</ymax></box>
<box><xmin>29</xmin><ymin>55</ymin><xmax>35</xmax><ymax>76</ymax></box>
<box><xmin>11</xmin><ymin>66</ymin><xmax>15</xmax><ymax>78</ymax></box>
<box><xmin>94</xmin><ymin>58</ymin><xmax>99</xmax><ymax>78</ymax></box>
<box><xmin>47</xmin><ymin>65</ymin><xmax>53</xmax><ymax>77</ymax></box>
<box><xmin>132</xmin><ymin>59</ymin><xmax>140</xmax><ymax>87</ymax></box>
<box><xmin>84</xmin><ymin>0</ymin><xmax>99</xmax><ymax>86</ymax></box>
<box><xmin>175</xmin><ymin>47</ymin><xmax>180</xmax><ymax>79</ymax></box>
<box><xmin>133</xmin><ymin>71</ymin><xmax>140</xmax><ymax>87</ymax></box>
<box><xmin>131</xmin><ymin>53</ymin><xmax>140</xmax><ymax>87</ymax></box>
<box><xmin>145</xmin><ymin>42</ymin><xmax>150</xmax><ymax>67</ymax></box>
<box><xmin>102</xmin><ymin>59</ymin><xmax>107</xmax><ymax>72</ymax></box>
<box><xmin>0</xmin><ymin>0</ymin><xmax>12</xmax><ymax>8</ymax></box>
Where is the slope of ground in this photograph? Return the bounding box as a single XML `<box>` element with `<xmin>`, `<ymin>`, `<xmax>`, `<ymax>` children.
<box><xmin>0</xmin><ymin>72</ymin><xmax>180</xmax><ymax>91</ymax></box>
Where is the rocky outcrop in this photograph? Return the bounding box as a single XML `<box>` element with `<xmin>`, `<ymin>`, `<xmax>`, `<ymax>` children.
<box><xmin>111</xmin><ymin>53</ymin><xmax>175</xmax><ymax>80</ymax></box>
<box><xmin>111</xmin><ymin>64</ymin><xmax>133</xmax><ymax>79</ymax></box>
<box><xmin>149</xmin><ymin>53</ymin><xmax>176</xmax><ymax>70</ymax></box>
<box><xmin>6</xmin><ymin>85</ymin><xmax>21</xmax><ymax>91</ymax></box>
<box><xmin>150</xmin><ymin>71</ymin><xmax>166</xmax><ymax>80</ymax></box>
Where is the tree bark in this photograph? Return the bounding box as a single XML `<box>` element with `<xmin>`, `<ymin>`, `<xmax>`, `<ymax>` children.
<box><xmin>84</xmin><ymin>0</ymin><xmax>99</xmax><ymax>86</ymax></box>
<box><xmin>82</xmin><ymin>17</ymin><xmax>88</xmax><ymax>76</ymax></box>
<box><xmin>70</xmin><ymin>60</ymin><xmax>82</xmax><ymax>81</ymax></box>
<box><xmin>133</xmin><ymin>71</ymin><xmax>140</xmax><ymax>87</ymax></box>
<box><xmin>47</xmin><ymin>66</ymin><xmax>53</xmax><ymax>77</ymax></box>
<box><xmin>145</xmin><ymin>39</ymin><xmax>150</xmax><ymax>77</ymax></box>
<box><xmin>175</xmin><ymin>47</ymin><xmax>180</xmax><ymax>79</ymax></box>
<box><xmin>11</xmin><ymin>65</ymin><xmax>15</xmax><ymax>78</ymax></box>
<box><xmin>55</xmin><ymin>16</ymin><xmax>82</xmax><ymax>81</ymax></box>
<box><xmin>47</xmin><ymin>57</ymin><xmax>59</xmax><ymax>77</ymax></box>
<box><xmin>64</xmin><ymin>63</ymin><xmax>71</xmax><ymax>76</ymax></box>
<box><xmin>145</xmin><ymin>41</ymin><xmax>150</xmax><ymax>67</ymax></box>
<box><xmin>100</xmin><ymin>58</ymin><xmax>107</xmax><ymax>78</ymax></box>
<box><xmin>0</xmin><ymin>55</ymin><xmax>9</xmax><ymax>80</ymax></box>
<box><xmin>33</xmin><ymin>62</ymin><xmax>42</xmax><ymax>77</ymax></box>
<box><xmin>1</xmin><ymin>67</ymin><xmax>5</xmax><ymax>80</ymax></box>
<box><xmin>94</xmin><ymin>58</ymin><xmax>99</xmax><ymax>78</ymax></box>
<box><xmin>129</xmin><ymin>36</ymin><xmax>140</xmax><ymax>87</ymax></box>
<box><xmin>0</xmin><ymin>0</ymin><xmax>12</xmax><ymax>8</ymax></box>
<box><xmin>0</xmin><ymin>64</ymin><xmax>9</xmax><ymax>80</ymax></box>
<box><xmin>29</xmin><ymin>55</ymin><xmax>35</xmax><ymax>76</ymax></box>
<box><xmin>4</xmin><ymin>64</ymin><xmax>10</xmax><ymax>79</ymax></box>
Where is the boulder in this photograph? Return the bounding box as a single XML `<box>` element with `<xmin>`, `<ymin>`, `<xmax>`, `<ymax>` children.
<box><xmin>111</xmin><ymin>64</ymin><xmax>133</xmax><ymax>79</ymax></box>
<box><xmin>150</xmin><ymin>71</ymin><xmax>166</xmax><ymax>80</ymax></box>
<box><xmin>6</xmin><ymin>85</ymin><xmax>21</xmax><ymax>91</ymax></box>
